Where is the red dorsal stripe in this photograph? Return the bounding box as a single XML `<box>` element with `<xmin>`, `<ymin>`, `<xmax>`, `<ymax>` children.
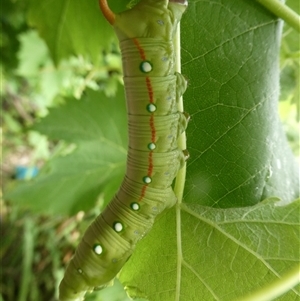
<box><xmin>132</xmin><ymin>38</ymin><xmax>156</xmax><ymax>202</ymax></box>
<box><xmin>133</xmin><ymin>38</ymin><xmax>146</xmax><ymax>61</ymax></box>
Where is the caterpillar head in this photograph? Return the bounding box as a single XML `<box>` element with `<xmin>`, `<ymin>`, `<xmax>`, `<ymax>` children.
<box><xmin>113</xmin><ymin>0</ymin><xmax>187</xmax><ymax>41</ymax></box>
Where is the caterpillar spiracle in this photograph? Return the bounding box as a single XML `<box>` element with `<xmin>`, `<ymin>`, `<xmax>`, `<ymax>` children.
<box><xmin>59</xmin><ymin>0</ymin><xmax>189</xmax><ymax>300</ymax></box>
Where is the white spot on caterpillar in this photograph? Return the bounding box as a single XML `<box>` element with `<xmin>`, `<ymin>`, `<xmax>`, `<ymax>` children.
<box><xmin>113</xmin><ymin>222</ymin><xmax>123</xmax><ymax>232</ymax></box>
<box><xmin>130</xmin><ymin>202</ymin><xmax>140</xmax><ymax>211</ymax></box>
<box><xmin>157</xmin><ymin>19</ymin><xmax>164</xmax><ymax>26</ymax></box>
<box><xmin>77</xmin><ymin>268</ymin><xmax>83</xmax><ymax>274</ymax></box>
<box><xmin>148</xmin><ymin>142</ymin><xmax>156</xmax><ymax>150</ymax></box>
<box><xmin>140</xmin><ymin>61</ymin><xmax>152</xmax><ymax>73</ymax></box>
<box><xmin>93</xmin><ymin>244</ymin><xmax>103</xmax><ymax>255</ymax></box>
<box><xmin>147</xmin><ymin>103</ymin><xmax>156</xmax><ymax>113</ymax></box>
<box><xmin>276</xmin><ymin>159</ymin><xmax>281</xmax><ymax>169</ymax></box>
<box><xmin>143</xmin><ymin>176</ymin><xmax>152</xmax><ymax>184</ymax></box>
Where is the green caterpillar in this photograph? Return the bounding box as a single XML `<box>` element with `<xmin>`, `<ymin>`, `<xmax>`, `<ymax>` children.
<box><xmin>59</xmin><ymin>0</ymin><xmax>188</xmax><ymax>300</ymax></box>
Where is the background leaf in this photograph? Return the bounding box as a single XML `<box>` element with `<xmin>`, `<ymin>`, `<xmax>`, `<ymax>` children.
<box><xmin>6</xmin><ymin>87</ymin><xmax>128</xmax><ymax>214</ymax></box>
<box><xmin>27</xmin><ymin>0</ymin><xmax>114</xmax><ymax>63</ymax></box>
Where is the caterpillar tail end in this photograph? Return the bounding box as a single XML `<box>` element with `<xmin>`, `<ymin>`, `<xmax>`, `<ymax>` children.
<box><xmin>99</xmin><ymin>0</ymin><xmax>115</xmax><ymax>25</ymax></box>
<box><xmin>58</xmin><ymin>261</ymin><xmax>88</xmax><ymax>301</ymax></box>
<box><xmin>58</xmin><ymin>257</ymin><xmax>115</xmax><ymax>301</ymax></box>
<box><xmin>59</xmin><ymin>283</ymin><xmax>85</xmax><ymax>301</ymax></box>
<box><xmin>59</xmin><ymin>279</ymin><xmax>114</xmax><ymax>301</ymax></box>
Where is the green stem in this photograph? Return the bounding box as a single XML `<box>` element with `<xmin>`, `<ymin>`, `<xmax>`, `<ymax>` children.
<box><xmin>18</xmin><ymin>218</ymin><xmax>35</xmax><ymax>301</ymax></box>
<box><xmin>256</xmin><ymin>0</ymin><xmax>300</xmax><ymax>32</ymax></box>
<box><xmin>174</xmin><ymin>24</ymin><xmax>185</xmax><ymax>301</ymax></box>
<box><xmin>233</xmin><ymin>264</ymin><xmax>300</xmax><ymax>301</ymax></box>
<box><xmin>174</xmin><ymin>23</ymin><xmax>187</xmax><ymax>203</ymax></box>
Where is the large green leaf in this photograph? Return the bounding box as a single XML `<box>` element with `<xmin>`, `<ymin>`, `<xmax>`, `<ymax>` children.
<box><xmin>120</xmin><ymin>198</ymin><xmax>300</xmax><ymax>301</ymax></box>
<box><xmin>118</xmin><ymin>0</ymin><xmax>300</xmax><ymax>300</ymax></box>
<box><xmin>181</xmin><ymin>0</ymin><xmax>299</xmax><ymax>208</ymax></box>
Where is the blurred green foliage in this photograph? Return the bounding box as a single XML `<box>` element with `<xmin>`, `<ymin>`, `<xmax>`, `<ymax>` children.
<box><xmin>1</xmin><ymin>0</ymin><xmax>126</xmax><ymax>300</ymax></box>
<box><xmin>279</xmin><ymin>0</ymin><xmax>300</xmax><ymax>158</ymax></box>
<box><xmin>1</xmin><ymin>0</ymin><xmax>299</xmax><ymax>300</ymax></box>
<box><xmin>0</xmin><ymin>202</ymin><xmax>143</xmax><ymax>301</ymax></box>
